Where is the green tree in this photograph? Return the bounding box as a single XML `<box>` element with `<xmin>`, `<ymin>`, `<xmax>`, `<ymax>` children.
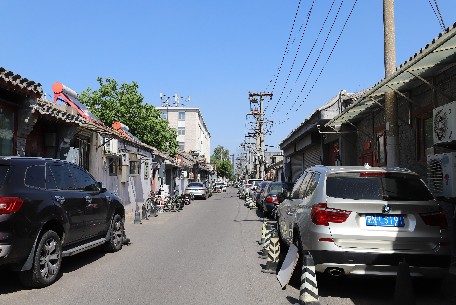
<box><xmin>211</xmin><ymin>145</ymin><xmax>233</xmax><ymax>179</ymax></box>
<box><xmin>211</xmin><ymin>145</ymin><xmax>229</xmax><ymax>163</ymax></box>
<box><xmin>216</xmin><ymin>159</ymin><xmax>234</xmax><ymax>180</ymax></box>
<box><xmin>79</xmin><ymin>77</ymin><xmax>178</xmax><ymax>155</ymax></box>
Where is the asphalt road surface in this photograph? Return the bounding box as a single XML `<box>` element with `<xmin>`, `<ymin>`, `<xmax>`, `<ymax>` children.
<box><xmin>0</xmin><ymin>188</ymin><xmax>455</xmax><ymax>305</ymax></box>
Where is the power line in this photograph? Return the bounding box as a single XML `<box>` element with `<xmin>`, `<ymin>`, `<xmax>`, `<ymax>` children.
<box><xmin>289</xmin><ymin>0</ymin><xmax>359</xmax><ymax>118</ymax></box>
<box><xmin>268</xmin><ymin>0</ymin><xmax>336</xmax><ymax>117</ymax></box>
<box><xmin>272</xmin><ymin>0</ymin><xmax>358</xmax><ymax>126</ymax></box>
<box><xmin>283</xmin><ymin>0</ymin><xmax>345</xmax><ymax>118</ymax></box>
<box><xmin>269</xmin><ymin>0</ymin><xmax>316</xmax><ymax>116</ymax></box>
<box><xmin>264</xmin><ymin>0</ymin><xmax>302</xmax><ymax>113</ymax></box>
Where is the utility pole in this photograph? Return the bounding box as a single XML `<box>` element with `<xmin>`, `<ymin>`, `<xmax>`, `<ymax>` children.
<box><xmin>249</xmin><ymin>92</ymin><xmax>273</xmax><ymax>179</ymax></box>
<box><xmin>384</xmin><ymin>0</ymin><xmax>398</xmax><ymax>167</ymax></box>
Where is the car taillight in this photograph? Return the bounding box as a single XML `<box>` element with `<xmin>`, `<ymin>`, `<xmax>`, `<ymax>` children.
<box><xmin>265</xmin><ymin>195</ymin><xmax>278</xmax><ymax>203</ymax></box>
<box><xmin>311</xmin><ymin>203</ymin><xmax>351</xmax><ymax>226</ymax></box>
<box><xmin>420</xmin><ymin>209</ymin><xmax>448</xmax><ymax>229</ymax></box>
<box><xmin>0</xmin><ymin>197</ymin><xmax>24</xmax><ymax>215</ymax></box>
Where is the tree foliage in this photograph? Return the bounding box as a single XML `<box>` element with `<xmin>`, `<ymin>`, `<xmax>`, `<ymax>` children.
<box><xmin>211</xmin><ymin>145</ymin><xmax>230</xmax><ymax>163</ymax></box>
<box><xmin>216</xmin><ymin>159</ymin><xmax>234</xmax><ymax>180</ymax></box>
<box><xmin>78</xmin><ymin>77</ymin><xmax>178</xmax><ymax>155</ymax></box>
<box><xmin>211</xmin><ymin>145</ymin><xmax>233</xmax><ymax>179</ymax></box>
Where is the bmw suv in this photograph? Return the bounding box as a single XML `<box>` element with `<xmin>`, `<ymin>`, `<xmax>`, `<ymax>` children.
<box><xmin>278</xmin><ymin>165</ymin><xmax>450</xmax><ymax>279</ymax></box>
<box><xmin>0</xmin><ymin>157</ymin><xmax>126</xmax><ymax>287</ymax></box>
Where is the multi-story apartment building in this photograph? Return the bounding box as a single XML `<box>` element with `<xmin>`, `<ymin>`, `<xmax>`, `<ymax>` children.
<box><xmin>156</xmin><ymin>106</ymin><xmax>211</xmax><ymax>163</ymax></box>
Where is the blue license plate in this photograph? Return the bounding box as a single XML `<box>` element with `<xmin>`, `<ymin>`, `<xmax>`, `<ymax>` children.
<box><xmin>366</xmin><ymin>214</ymin><xmax>405</xmax><ymax>227</ymax></box>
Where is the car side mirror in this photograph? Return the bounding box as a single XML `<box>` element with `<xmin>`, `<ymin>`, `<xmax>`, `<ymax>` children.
<box><xmin>98</xmin><ymin>182</ymin><xmax>107</xmax><ymax>192</ymax></box>
<box><xmin>278</xmin><ymin>188</ymin><xmax>290</xmax><ymax>202</ymax></box>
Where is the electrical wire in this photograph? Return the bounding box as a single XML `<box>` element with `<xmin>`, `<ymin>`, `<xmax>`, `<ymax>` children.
<box><xmin>264</xmin><ymin>0</ymin><xmax>302</xmax><ymax>113</ymax></box>
<box><xmin>269</xmin><ymin>0</ymin><xmax>316</xmax><ymax>116</ymax></box>
<box><xmin>283</xmin><ymin>0</ymin><xmax>345</xmax><ymax>119</ymax></box>
<box><xmin>428</xmin><ymin>0</ymin><xmax>446</xmax><ymax>30</ymax></box>
<box><xmin>268</xmin><ymin>0</ymin><xmax>336</xmax><ymax>117</ymax></box>
<box><xmin>289</xmin><ymin>0</ymin><xmax>358</xmax><ymax>119</ymax></box>
<box><xmin>433</xmin><ymin>0</ymin><xmax>446</xmax><ymax>30</ymax></box>
<box><xmin>271</xmin><ymin>0</ymin><xmax>357</xmax><ymax>126</ymax></box>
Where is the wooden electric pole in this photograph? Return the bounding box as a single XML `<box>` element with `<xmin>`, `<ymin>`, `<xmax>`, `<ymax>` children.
<box><xmin>384</xmin><ymin>0</ymin><xmax>398</xmax><ymax>167</ymax></box>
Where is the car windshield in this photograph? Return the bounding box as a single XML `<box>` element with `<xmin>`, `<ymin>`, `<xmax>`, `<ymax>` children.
<box><xmin>268</xmin><ymin>183</ymin><xmax>284</xmax><ymax>193</ymax></box>
<box><xmin>326</xmin><ymin>172</ymin><xmax>434</xmax><ymax>201</ymax></box>
<box><xmin>188</xmin><ymin>183</ymin><xmax>203</xmax><ymax>188</ymax></box>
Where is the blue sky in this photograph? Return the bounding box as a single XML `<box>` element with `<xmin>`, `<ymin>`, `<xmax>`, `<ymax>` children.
<box><xmin>2</xmin><ymin>1</ymin><xmax>456</xmax><ymax>157</ymax></box>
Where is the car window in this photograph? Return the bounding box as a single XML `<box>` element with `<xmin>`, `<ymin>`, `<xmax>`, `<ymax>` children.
<box><xmin>269</xmin><ymin>183</ymin><xmax>283</xmax><ymax>193</ymax></box>
<box><xmin>0</xmin><ymin>165</ymin><xmax>10</xmax><ymax>187</ymax></box>
<box><xmin>303</xmin><ymin>172</ymin><xmax>320</xmax><ymax>197</ymax></box>
<box><xmin>188</xmin><ymin>182</ymin><xmax>203</xmax><ymax>187</ymax></box>
<box><xmin>291</xmin><ymin>172</ymin><xmax>308</xmax><ymax>199</ymax></box>
<box><xmin>46</xmin><ymin>164</ymin><xmax>75</xmax><ymax>190</ymax></box>
<box><xmin>25</xmin><ymin>165</ymin><xmax>45</xmax><ymax>189</ymax></box>
<box><xmin>326</xmin><ymin>172</ymin><xmax>434</xmax><ymax>201</ymax></box>
<box><xmin>71</xmin><ymin>166</ymin><xmax>99</xmax><ymax>191</ymax></box>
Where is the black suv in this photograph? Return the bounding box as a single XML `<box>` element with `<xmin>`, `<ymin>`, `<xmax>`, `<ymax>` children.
<box><xmin>0</xmin><ymin>157</ymin><xmax>126</xmax><ymax>288</ymax></box>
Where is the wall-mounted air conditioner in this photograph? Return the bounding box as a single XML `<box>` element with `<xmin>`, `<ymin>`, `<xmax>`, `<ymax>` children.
<box><xmin>427</xmin><ymin>152</ymin><xmax>456</xmax><ymax>198</ymax></box>
<box><xmin>433</xmin><ymin>101</ymin><xmax>456</xmax><ymax>144</ymax></box>
<box><xmin>104</xmin><ymin>138</ymin><xmax>119</xmax><ymax>155</ymax></box>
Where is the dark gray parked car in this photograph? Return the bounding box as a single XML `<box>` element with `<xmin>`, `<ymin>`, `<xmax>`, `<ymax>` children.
<box><xmin>0</xmin><ymin>157</ymin><xmax>127</xmax><ymax>288</ymax></box>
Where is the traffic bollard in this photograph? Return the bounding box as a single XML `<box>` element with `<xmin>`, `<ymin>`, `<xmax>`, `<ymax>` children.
<box><xmin>394</xmin><ymin>259</ymin><xmax>415</xmax><ymax>305</ymax></box>
<box><xmin>258</xmin><ymin>220</ymin><xmax>267</xmax><ymax>245</ymax></box>
<box><xmin>260</xmin><ymin>222</ymin><xmax>275</xmax><ymax>258</ymax></box>
<box><xmin>134</xmin><ymin>203</ymin><xmax>142</xmax><ymax>224</ymax></box>
<box><xmin>262</xmin><ymin>228</ymin><xmax>280</xmax><ymax>274</ymax></box>
<box><xmin>299</xmin><ymin>254</ymin><xmax>320</xmax><ymax>305</ymax></box>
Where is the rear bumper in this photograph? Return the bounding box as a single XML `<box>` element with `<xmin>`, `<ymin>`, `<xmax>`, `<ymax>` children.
<box><xmin>184</xmin><ymin>190</ymin><xmax>206</xmax><ymax>198</ymax></box>
<box><xmin>310</xmin><ymin>250</ymin><xmax>451</xmax><ymax>277</ymax></box>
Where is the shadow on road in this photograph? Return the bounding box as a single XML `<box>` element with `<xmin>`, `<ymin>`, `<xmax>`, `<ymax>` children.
<box><xmin>0</xmin><ymin>247</ymin><xmax>108</xmax><ymax>293</ymax></box>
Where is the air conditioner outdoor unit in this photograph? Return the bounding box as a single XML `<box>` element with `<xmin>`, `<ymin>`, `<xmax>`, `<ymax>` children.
<box><xmin>433</xmin><ymin>101</ymin><xmax>456</xmax><ymax>144</ymax></box>
<box><xmin>427</xmin><ymin>152</ymin><xmax>456</xmax><ymax>198</ymax></box>
<box><xmin>104</xmin><ymin>138</ymin><xmax>119</xmax><ymax>155</ymax></box>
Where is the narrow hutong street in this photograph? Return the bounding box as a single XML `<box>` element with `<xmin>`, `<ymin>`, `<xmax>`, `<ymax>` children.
<box><xmin>1</xmin><ymin>188</ymin><xmax>455</xmax><ymax>305</ymax></box>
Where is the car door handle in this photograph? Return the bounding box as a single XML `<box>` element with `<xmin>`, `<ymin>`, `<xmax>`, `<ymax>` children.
<box><xmin>54</xmin><ymin>195</ymin><xmax>65</xmax><ymax>204</ymax></box>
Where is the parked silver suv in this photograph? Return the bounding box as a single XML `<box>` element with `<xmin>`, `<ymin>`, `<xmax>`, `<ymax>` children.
<box><xmin>278</xmin><ymin>165</ymin><xmax>450</xmax><ymax>279</ymax></box>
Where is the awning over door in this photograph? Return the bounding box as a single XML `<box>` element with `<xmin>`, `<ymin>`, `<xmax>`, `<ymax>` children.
<box><xmin>326</xmin><ymin>23</ymin><xmax>456</xmax><ymax>129</ymax></box>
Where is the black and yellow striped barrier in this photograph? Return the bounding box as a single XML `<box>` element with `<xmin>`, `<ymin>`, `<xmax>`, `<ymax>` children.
<box><xmin>258</xmin><ymin>220</ymin><xmax>267</xmax><ymax>245</ymax></box>
<box><xmin>262</xmin><ymin>228</ymin><xmax>280</xmax><ymax>274</ymax></box>
<box><xmin>260</xmin><ymin>222</ymin><xmax>275</xmax><ymax>258</ymax></box>
<box><xmin>299</xmin><ymin>255</ymin><xmax>320</xmax><ymax>304</ymax></box>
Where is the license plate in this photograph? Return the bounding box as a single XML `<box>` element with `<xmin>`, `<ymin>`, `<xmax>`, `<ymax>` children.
<box><xmin>365</xmin><ymin>214</ymin><xmax>405</xmax><ymax>227</ymax></box>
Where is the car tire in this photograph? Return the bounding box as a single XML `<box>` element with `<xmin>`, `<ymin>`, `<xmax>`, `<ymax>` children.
<box><xmin>19</xmin><ymin>230</ymin><xmax>62</xmax><ymax>288</ymax></box>
<box><xmin>104</xmin><ymin>214</ymin><xmax>124</xmax><ymax>252</ymax></box>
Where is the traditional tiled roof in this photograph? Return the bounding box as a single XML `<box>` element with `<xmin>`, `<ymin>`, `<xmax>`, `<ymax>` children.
<box><xmin>0</xmin><ymin>67</ymin><xmax>42</xmax><ymax>98</ymax></box>
<box><xmin>280</xmin><ymin>90</ymin><xmax>363</xmax><ymax>148</ymax></box>
<box><xmin>32</xmin><ymin>98</ymin><xmax>170</xmax><ymax>160</ymax></box>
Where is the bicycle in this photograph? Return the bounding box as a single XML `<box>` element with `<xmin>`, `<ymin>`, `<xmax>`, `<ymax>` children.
<box><xmin>142</xmin><ymin>191</ymin><xmax>159</xmax><ymax>219</ymax></box>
